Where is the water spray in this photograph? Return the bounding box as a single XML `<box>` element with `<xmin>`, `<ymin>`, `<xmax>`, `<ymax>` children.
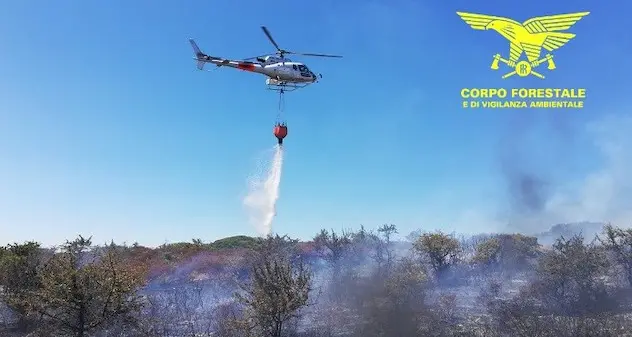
<box><xmin>243</xmin><ymin>145</ymin><xmax>284</xmax><ymax>236</ymax></box>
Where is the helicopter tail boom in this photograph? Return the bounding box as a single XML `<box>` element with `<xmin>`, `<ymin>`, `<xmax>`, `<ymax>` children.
<box><xmin>189</xmin><ymin>38</ymin><xmax>264</xmax><ymax>73</ymax></box>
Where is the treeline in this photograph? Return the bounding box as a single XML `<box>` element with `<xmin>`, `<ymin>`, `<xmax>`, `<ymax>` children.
<box><xmin>1</xmin><ymin>224</ymin><xmax>632</xmax><ymax>336</ymax></box>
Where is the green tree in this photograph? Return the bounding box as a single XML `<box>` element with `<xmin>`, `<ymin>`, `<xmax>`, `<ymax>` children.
<box><xmin>313</xmin><ymin>229</ymin><xmax>351</xmax><ymax>264</ymax></box>
<box><xmin>351</xmin><ymin>257</ymin><xmax>444</xmax><ymax>336</ymax></box>
<box><xmin>413</xmin><ymin>231</ymin><xmax>461</xmax><ymax>276</ymax></box>
<box><xmin>473</xmin><ymin>234</ymin><xmax>540</xmax><ymax>272</ymax></box>
<box><xmin>502</xmin><ymin>234</ymin><xmax>617</xmax><ymax>321</ymax></box>
<box><xmin>27</xmin><ymin>235</ymin><xmax>145</xmax><ymax>337</ymax></box>
<box><xmin>472</xmin><ymin>236</ymin><xmax>501</xmax><ymax>267</ymax></box>
<box><xmin>484</xmin><ymin>235</ymin><xmax>622</xmax><ymax>337</ymax></box>
<box><xmin>0</xmin><ymin>241</ymin><xmax>44</xmax><ymax>332</ymax></box>
<box><xmin>534</xmin><ymin>235</ymin><xmax>613</xmax><ymax>315</ymax></box>
<box><xmin>377</xmin><ymin>224</ymin><xmax>398</xmax><ymax>270</ymax></box>
<box><xmin>236</xmin><ymin>256</ymin><xmax>312</xmax><ymax>337</ymax></box>
<box><xmin>600</xmin><ymin>224</ymin><xmax>632</xmax><ymax>287</ymax></box>
<box><xmin>252</xmin><ymin>234</ymin><xmax>299</xmax><ymax>263</ymax></box>
<box><xmin>313</xmin><ymin>229</ymin><xmax>352</xmax><ymax>282</ymax></box>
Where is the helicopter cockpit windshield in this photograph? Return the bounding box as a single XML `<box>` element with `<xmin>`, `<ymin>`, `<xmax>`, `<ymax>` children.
<box><xmin>297</xmin><ymin>64</ymin><xmax>315</xmax><ymax>78</ymax></box>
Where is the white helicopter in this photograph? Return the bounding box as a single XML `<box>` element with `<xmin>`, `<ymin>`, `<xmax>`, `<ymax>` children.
<box><xmin>189</xmin><ymin>26</ymin><xmax>342</xmax><ymax>91</ymax></box>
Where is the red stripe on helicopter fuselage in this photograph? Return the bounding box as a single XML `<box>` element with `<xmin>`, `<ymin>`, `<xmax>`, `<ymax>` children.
<box><xmin>237</xmin><ymin>63</ymin><xmax>256</xmax><ymax>71</ymax></box>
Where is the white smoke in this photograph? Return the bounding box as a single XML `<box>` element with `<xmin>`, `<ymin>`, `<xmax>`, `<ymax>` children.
<box><xmin>243</xmin><ymin>145</ymin><xmax>285</xmax><ymax>236</ymax></box>
<box><xmin>544</xmin><ymin>114</ymin><xmax>632</xmax><ymax>226</ymax></box>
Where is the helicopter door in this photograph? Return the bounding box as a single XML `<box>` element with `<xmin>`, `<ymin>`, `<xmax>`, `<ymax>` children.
<box><xmin>276</xmin><ymin>63</ymin><xmax>291</xmax><ymax>77</ymax></box>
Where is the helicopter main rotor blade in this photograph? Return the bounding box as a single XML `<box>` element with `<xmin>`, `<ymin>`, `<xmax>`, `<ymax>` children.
<box><xmin>283</xmin><ymin>50</ymin><xmax>342</xmax><ymax>58</ymax></box>
<box><xmin>243</xmin><ymin>54</ymin><xmax>270</xmax><ymax>61</ymax></box>
<box><xmin>261</xmin><ymin>26</ymin><xmax>282</xmax><ymax>52</ymax></box>
<box><xmin>259</xmin><ymin>26</ymin><xmax>341</xmax><ymax>58</ymax></box>
<box><xmin>293</xmin><ymin>52</ymin><xmax>343</xmax><ymax>58</ymax></box>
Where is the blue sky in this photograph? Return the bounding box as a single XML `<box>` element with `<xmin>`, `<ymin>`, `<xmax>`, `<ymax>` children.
<box><xmin>1</xmin><ymin>0</ymin><xmax>631</xmax><ymax>246</ymax></box>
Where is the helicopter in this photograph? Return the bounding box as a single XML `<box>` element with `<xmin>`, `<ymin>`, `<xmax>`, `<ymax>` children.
<box><xmin>189</xmin><ymin>26</ymin><xmax>342</xmax><ymax>91</ymax></box>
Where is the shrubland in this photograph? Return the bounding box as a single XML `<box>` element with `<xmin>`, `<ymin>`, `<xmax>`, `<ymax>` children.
<box><xmin>2</xmin><ymin>223</ymin><xmax>632</xmax><ymax>336</ymax></box>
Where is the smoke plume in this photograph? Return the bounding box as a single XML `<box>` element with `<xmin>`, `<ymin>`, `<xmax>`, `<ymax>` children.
<box><xmin>243</xmin><ymin>145</ymin><xmax>284</xmax><ymax>236</ymax></box>
<box><xmin>498</xmin><ymin>113</ymin><xmax>632</xmax><ymax>232</ymax></box>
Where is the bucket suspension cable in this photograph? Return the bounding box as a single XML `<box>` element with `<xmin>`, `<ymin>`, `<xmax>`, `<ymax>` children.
<box><xmin>276</xmin><ymin>88</ymin><xmax>285</xmax><ymax>122</ymax></box>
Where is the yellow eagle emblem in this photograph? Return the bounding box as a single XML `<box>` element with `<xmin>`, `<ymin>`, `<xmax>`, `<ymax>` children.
<box><xmin>456</xmin><ymin>12</ymin><xmax>589</xmax><ymax>79</ymax></box>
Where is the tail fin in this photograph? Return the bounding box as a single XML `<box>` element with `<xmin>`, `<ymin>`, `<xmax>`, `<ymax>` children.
<box><xmin>189</xmin><ymin>39</ymin><xmax>206</xmax><ymax>70</ymax></box>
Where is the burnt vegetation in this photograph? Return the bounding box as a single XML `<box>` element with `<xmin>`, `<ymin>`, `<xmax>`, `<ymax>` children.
<box><xmin>2</xmin><ymin>224</ymin><xmax>632</xmax><ymax>336</ymax></box>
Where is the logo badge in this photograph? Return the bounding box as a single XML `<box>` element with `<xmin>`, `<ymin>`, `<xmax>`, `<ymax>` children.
<box><xmin>456</xmin><ymin>12</ymin><xmax>589</xmax><ymax>79</ymax></box>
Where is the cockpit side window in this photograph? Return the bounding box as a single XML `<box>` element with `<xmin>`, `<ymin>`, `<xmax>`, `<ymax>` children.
<box><xmin>298</xmin><ymin>64</ymin><xmax>308</xmax><ymax>72</ymax></box>
<box><xmin>292</xmin><ymin>65</ymin><xmax>297</xmax><ymax>70</ymax></box>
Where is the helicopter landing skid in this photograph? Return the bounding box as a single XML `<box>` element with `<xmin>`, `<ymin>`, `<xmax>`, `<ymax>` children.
<box><xmin>265</xmin><ymin>79</ymin><xmax>310</xmax><ymax>92</ymax></box>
